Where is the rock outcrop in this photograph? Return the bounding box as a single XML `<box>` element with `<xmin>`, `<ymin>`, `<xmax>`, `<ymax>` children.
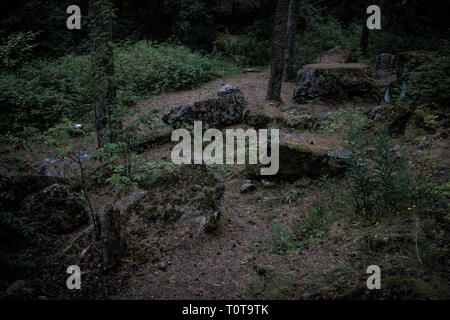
<box><xmin>245</xmin><ymin>135</ymin><xmax>351</xmax><ymax>182</ymax></box>
<box><xmin>275</xmin><ymin>141</ymin><xmax>350</xmax><ymax>181</ymax></box>
<box><xmin>293</xmin><ymin>63</ymin><xmax>375</xmax><ymax>103</ymax></box>
<box><xmin>374</xmin><ymin>53</ymin><xmax>396</xmax><ymax>75</ymax></box>
<box><xmin>162</xmin><ymin>84</ymin><xmax>246</xmax><ymax>128</ymax></box>
<box><xmin>131</xmin><ymin>165</ymin><xmax>224</xmax><ymax>233</ymax></box>
<box><xmin>21</xmin><ymin>183</ymin><xmax>89</xmax><ymax>235</ymax></box>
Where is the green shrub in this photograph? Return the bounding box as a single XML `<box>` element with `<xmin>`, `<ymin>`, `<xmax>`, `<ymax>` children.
<box><xmin>0</xmin><ymin>41</ymin><xmax>239</xmax><ymax>132</ymax></box>
<box><xmin>341</xmin><ymin>122</ymin><xmax>417</xmax><ymax>219</ymax></box>
<box><xmin>224</xmin><ymin>36</ymin><xmax>271</xmax><ymax>66</ymax></box>
<box><xmin>294</xmin><ymin>17</ymin><xmax>344</xmax><ymax>70</ymax></box>
<box><xmin>0</xmin><ymin>31</ymin><xmax>40</xmax><ymax>69</ymax></box>
<box><xmin>405</xmin><ymin>56</ymin><xmax>450</xmax><ymax>119</ymax></box>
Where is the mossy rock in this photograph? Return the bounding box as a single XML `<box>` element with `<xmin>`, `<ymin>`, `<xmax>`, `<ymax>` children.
<box><xmin>20</xmin><ymin>183</ymin><xmax>89</xmax><ymax>235</ymax></box>
<box><xmin>294</xmin><ymin>63</ymin><xmax>377</xmax><ymax>103</ymax></box>
<box><xmin>131</xmin><ymin>165</ymin><xmax>224</xmax><ymax>234</ymax></box>
<box><xmin>245</xmin><ymin>141</ymin><xmax>348</xmax><ymax>182</ymax></box>
<box><xmin>0</xmin><ymin>174</ymin><xmax>63</xmax><ymax>209</ymax></box>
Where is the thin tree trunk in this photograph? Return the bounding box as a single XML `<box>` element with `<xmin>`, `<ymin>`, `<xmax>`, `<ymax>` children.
<box><xmin>283</xmin><ymin>0</ymin><xmax>300</xmax><ymax>81</ymax></box>
<box><xmin>266</xmin><ymin>0</ymin><xmax>290</xmax><ymax>101</ymax></box>
<box><xmin>360</xmin><ymin>1</ymin><xmax>370</xmax><ymax>56</ymax></box>
<box><xmin>88</xmin><ymin>0</ymin><xmax>118</xmax><ymax>147</ymax></box>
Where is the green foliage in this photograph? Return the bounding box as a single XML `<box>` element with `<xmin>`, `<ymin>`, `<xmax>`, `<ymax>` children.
<box><xmin>292</xmin><ymin>202</ymin><xmax>330</xmax><ymax>246</ymax></box>
<box><xmin>224</xmin><ymin>36</ymin><xmax>271</xmax><ymax>66</ymax></box>
<box><xmin>294</xmin><ymin>16</ymin><xmax>344</xmax><ymax>69</ymax></box>
<box><xmin>271</xmin><ymin>224</ymin><xmax>300</xmax><ymax>254</ymax></box>
<box><xmin>341</xmin><ymin>122</ymin><xmax>416</xmax><ymax>218</ymax></box>
<box><xmin>0</xmin><ymin>31</ymin><xmax>40</xmax><ymax>69</ymax></box>
<box><xmin>405</xmin><ymin>56</ymin><xmax>450</xmax><ymax>119</ymax></box>
<box><xmin>115</xmin><ymin>41</ymin><xmax>237</xmax><ymax>95</ymax></box>
<box><xmin>0</xmin><ymin>41</ymin><xmax>239</xmax><ymax>132</ymax></box>
<box><xmin>135</xmin><ymin>161</ymin><xmax>177</xmax><ymax>187</ymax></box>
<box><xmin>0</xmin><ymin>212</ymin><xmax>43</xmax><ymax>240</ymax></box>
<box><xmin>321</xmin><ymin>108</ymin><xmax>368</xmax><ymax>135</ymax></box>
<box><xmin>169</xmin><ymin>0</ymin><xmax>216</xmax><ymax>52</ymax></box>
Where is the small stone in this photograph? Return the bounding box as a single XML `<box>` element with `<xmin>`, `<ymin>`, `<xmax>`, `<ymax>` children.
<box><xmin>157</xmin><ymin>262</ymin><xmax>168</xmax><ymax>271</ymax></box>
<box><xmin>301</xmin><ymin>292</ymin><xmax>312</xmax><ymax>300</ymax></box>
<box><xmin>262</xmin><ymin>179</ymin><xmax>276</xmax><ymax>188</ymax></box>
<box><xmin>240</xmin><ymin>183</ymin><xmax>256</xmax><ymax>194</ymax></box>
<box><xmin>253</xmin><ymin>192</ymin><xmax>263</xmax><ymax>200</ymax></box>
<box><xmin>5</xmin><ymin>280</ymin><xmax>26</xmax><ymax>296</ymax></box>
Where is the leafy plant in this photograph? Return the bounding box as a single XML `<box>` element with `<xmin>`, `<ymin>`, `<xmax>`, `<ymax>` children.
<box><xmin>44</xmin><ymin>119</ymin><xmax>100</xmax><ymax>236</ymax></box>
<box><xmin>0</xmin><ymin>31</ymin><xmax>40</xmax><ymax>69</ymax></box>
<box><xmin>224</xmin><ymin>36</ymin><xmax>271</xmax><ymax>66</ymax></box>
<box><xmin>341</xmin><ymin>121</ymin><xmax>416</xmax><ymax>219</ymax></box>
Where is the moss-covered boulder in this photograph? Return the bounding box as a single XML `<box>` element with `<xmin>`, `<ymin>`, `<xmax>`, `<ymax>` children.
<box><xmin>276</xmin><ymin>142</ymin><xmax>349</xmax><ymax>181</ymax></box>
<box><xmin>131</xmin><ymin>165</ymin><xmax>224</xmax><ymax>234</ymax></box>
<box><xmin>246</xmin><ymin>138</ymin><xmax>350</xmax><ymax>182</ymax></box>
<box><xmin>293</xmin><ymin>63</ymin><xmax>376</xmax><ymax>103</ymax></box>
<box><xmin>162</xmin><ymin>84</ymin><xmax>246</xmax><ymax>128</ymax></box>
<box><xmin>20</xmin><ymin>183</ymin><xmax>89</xmax><ymax>235</ymax></box>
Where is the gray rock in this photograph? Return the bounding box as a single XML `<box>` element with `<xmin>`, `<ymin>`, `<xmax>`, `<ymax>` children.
<box><xmin>328</xmin><ymin>146</ymin><xmax>352</xmax><ymax>159</ymax></box>
<box><xmin>301</xmin><ymin>292</ymin><xmax>313</xmax><ymax>300</ymax></box>
<box><xmin>262</xmin><ymin>179</ymin><xmax>276</xmax><ymax>188</ymax></box>
<box><xmin>5</xmin><ymin>280</ymin><xmax>26</xmax><ymax>296</ymax></box>
<box><xmin>240</xmin><ymin>183</ymin><xmax>256</xmax><ymax>194</ymax></box>
<box><xmin>243</xmin><ymin>110</ymin><xmax>273</xmax><ymax>129</ymax></box>
<box><xmin>131</xmin><ymin>165</ymin><xmax>224</xmax><ymax>233</ymax></box>
<box><xmin>373</xmin><ymin>53</ymin><xmax>396</xmax><ymax>73</ymax></box>
<box><xmin>368</xmin><ymin>105</ymin><xmax>385</xmax><ymax>122</ymax></box>
<box><xmin>162</xmin><ymin>85</ymin><xmax>246</xmax><ymax>128</ymax></box>
<box><xmin>253</xmin><ymin>192</ymin><xmax>264</xmax><ymax>200</ymax></box>
<box><xmin>293</xmin><ymin>64</ymin><xmax>375</xmax><ymax>103</ymax></box>
<box><xmin>21</xmin><ymin>183</ymin><xmax>89</xmax><ymax>235</ymax></box>
<box><xmin>66</xmin><ymin>124</ymin><xmax>85</xmax><ymax>137</ymax></box>
<box><xmin>247</xmin><ymin>141</ymin><xmax>349</xmax><ymax>182</ymax></box>
<box><xmin>288</xmin><ymin>115</ymin><xmax>313</xmax><ymax>129</ymax></box>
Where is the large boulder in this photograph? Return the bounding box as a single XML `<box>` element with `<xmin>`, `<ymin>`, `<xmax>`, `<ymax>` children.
<box><xmin>374</xmin><ymin>53</ymin><xmax>396</xmax><ymax>74</ymax></box>
<box><xmin>131</xmin><ymin>165</ymin><xmax>224</xmax><ymax>233</ymax></box>
<box><xmin>21</xmin><ymin>183</ymin><xmax>89</xmax><ymax>235</ymax></box>
<box><xmin>275</xmin><ymin>141</ymin><xmax>350</xmax><ymax>181</ymax></box>
<box><xmin>162</xmin><ymin>84</ymin><xmax>246</xmax><ymax>128</ymax></box>
<box><xmin>245</xmin><ymin>136</ymin><xmax>351</xmax><ymax>182</ymax></box>
<box><xmin>293</xmin><ymin>63</ymin><xmax>376</xmax><ymax>103</ymax></box>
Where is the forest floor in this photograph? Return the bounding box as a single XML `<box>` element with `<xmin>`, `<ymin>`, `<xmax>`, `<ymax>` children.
<box><xmin>2</xmin><ymin>60</ymin><xmax>449</xmax><ymax>300</ymax></box>
<box><xmin>116</xmin><ymin>68</ymin><xmax>448</xmax><ymax>299</ymax></box>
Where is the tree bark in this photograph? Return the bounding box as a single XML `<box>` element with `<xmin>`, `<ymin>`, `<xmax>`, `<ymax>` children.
<box><xmin>283</xmin><ymin>0</ymin><xmax>300</xmax><ymax>81</ymax></box>
<box><xmin>360</xmin><ymin>1</ymin><xmax>370</xmax><ymax>56</ymax></box>
<box><xmin>266</xmin><ymin>0</ymin><xmax>290</xmax><ymax>101</ymax></box>
<box><xmin>88</xmin><ymin>0</ymin><xmax>118</xmax><ymax>147</ymax></box>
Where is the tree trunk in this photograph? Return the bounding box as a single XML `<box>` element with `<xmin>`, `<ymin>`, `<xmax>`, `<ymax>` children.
<box><xmin>360</xmin><ymin>2</ymin><xmax>370</xmax><ymax>56</ymax></box>
<box><xmin>283</xmin><ymin>0</ymin><xmax>300</xmax><ymax>81</ymax></box>
<box><xmin>88</xmin><ymin>0</ymin><xmax>118</xmax><ymax>147</ymax></box>
<box><xmin>266</xmin><ymin>0</ymin><xmax>290</xmax><ymax>101</ymax></box>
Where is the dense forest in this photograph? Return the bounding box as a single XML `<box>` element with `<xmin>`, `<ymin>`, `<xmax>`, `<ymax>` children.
<box><xmin>0</xmin><ymin>0</ymin><xmax>449</xmax><ymax>302</ymax></box>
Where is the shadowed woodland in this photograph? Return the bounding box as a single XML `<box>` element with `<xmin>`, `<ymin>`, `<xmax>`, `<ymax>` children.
<box><xmin>0</xmin><ymin>0</ymin><xmax>449</xmax><ymax>300</ymax></box>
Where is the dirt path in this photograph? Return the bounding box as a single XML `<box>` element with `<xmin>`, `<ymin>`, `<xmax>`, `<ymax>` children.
<box><xmin>118</xmin><ymin>70</ymin><xmax>371</xmax><ymax>299</ymax></box>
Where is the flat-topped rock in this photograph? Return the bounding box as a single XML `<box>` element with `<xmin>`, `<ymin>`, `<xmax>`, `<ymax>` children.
<box><xmin>162</xmin><ymin>84</ymin><xmax>246</xmax><ymax>128</ymax></box>
<box><xmin>293</xmin><ymin>63</ymin><xmax>376</xmax><ymax>103</ymax></box>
